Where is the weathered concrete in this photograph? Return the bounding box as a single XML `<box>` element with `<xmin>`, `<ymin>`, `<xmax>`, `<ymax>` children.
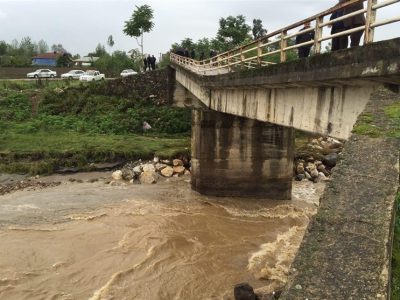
<box><xmin>191</xmin><ymin>109</ymin><xmax>294</xmax><ymax>199</ymax></box>
<box><xmin>171</xmin><ymin>38</ymin><xmax>400</xmax><ymax>140</ymax></box>
<box><xmin>173</xmin><ymin>81</ymin><xmax>206</xmax><ymax>108</ymax></box>
<box><xmin>280</xmin><ymin>89</ymin><xmax>400</xmax><ymax>299</ymax></box>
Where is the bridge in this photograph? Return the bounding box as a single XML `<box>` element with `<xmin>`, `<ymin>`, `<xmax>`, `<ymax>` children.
<box><xmin>169</xmin><ymin>0</ymin><xmax>400</xmax><ymax>298</ymax></box>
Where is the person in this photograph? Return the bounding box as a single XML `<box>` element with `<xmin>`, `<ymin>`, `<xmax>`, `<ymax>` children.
<box><xmin>199</xmin><ymin>51</ymin><xmax>205</xmax><ymax>61</ymax></box>
<box><xmin>142</xmin><ymin>121</ymin><xmax>151</xmax><ymax>132</ymax></box>
<box><xmin>150</xmin><ymin>55</ymin><xmax>156</xmax><ymax>70</ymax></box>
<box><xmin>330</xmin><ymin>3</ymin><xmax>348</xmax><ymax>51</ymax></box>
<box><xmin>146</xmin><ymin>55</ymin><xmax>152</xmax><ymax>71</ymax></box>
<box><xmin>343</xmin><ymin>0</ymin><xmax>366</xmax><ymax>47</ymax></box>
<box><xmin>190</xmin><ymin>49</ymin><xmax>196</xmax><ymax>59</ymax></box>
<box><xmin>295</xmin><ymin>21</ymin><xmax>315</xmax><ymax>58</ymax></box>
<box><xmin>143</xmin><ymin>56</ymin><xmax>148</xmax><ymax>71</ymax></box>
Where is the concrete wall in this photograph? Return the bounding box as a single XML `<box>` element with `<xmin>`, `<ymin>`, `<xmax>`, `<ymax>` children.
<box><xmin>175</xmin><ymin>68</ymin><xmax>376</xmax><ymax>140</ymax></box>
<box><xmin>191</xmin><ymin>109</ymin><xmax>294</xmax><ymax>199</ymax></box>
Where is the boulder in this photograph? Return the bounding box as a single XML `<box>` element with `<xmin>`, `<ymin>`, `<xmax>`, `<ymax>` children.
<box><xmin>305</xmin><ymin>171</ymin><xmax>312</xmax><ymax>181</ymax></box>
<box><xmin>153</xmin><ymin>157</ymin><xmax>160</xmax><ymax>163</ymax></box>
<box><xmin>233</xmin><ymin>283</ymin><xmax>257</xmax><ymax>300</ymax></box>
<box><xmin>139</xmin><ymin>171</ymin><xmax>157</xmax><ymax>184</ymax></box>
<box><xmin>122</xmin><ymin>168</ymin><xmax>134</xmax><ymax>181</ymax></box>
<box><xmin>112</xmin><ymin>170</ymin><xmax>123</xmax><ymax>180</ymax></box>
<box><xmin>318</xmin><ymin>172</ymin><xmax>329</xmax><ymax>181</ymax></box>
<box><xmin>133</xmin><ymin>165</ymin><xmax>142</xmax><ymax>175</ymax></box>
<box><xmin>173</xmin><ymin>159</ymin><xmax>184</xmax><ymax>167</ymax></box>
<box><xmin>173</xmin><ymin>166</ymin><xmax>185</xmax><ymax>175</ymax></box>
<box><xmin>295</xmin><ymin>174</ymin><xmax>305</xmax><ymax>181</ymax></box>
<box><xmin>142</xmin><ymin>164</ymin><xmax>156</xmax><ymax>173</ymax></box>
<box><xmin>161</xmin><ymin>166</ymin><xmax>174</xmax><ymax>177</ymax></box>
<box><xmin>155</xmin><ymin>163</ymin><xmax>167</xmax><ymax>171</ymax></box>
<box><xmin>323</xmin><ymin>153</ymin><xmax>338</xmax><ymax>168</ymax></box>
<box><xmin>296</xmin><ymin>163</ymin><xmax>305</xmax><ymax>175</ymax></box>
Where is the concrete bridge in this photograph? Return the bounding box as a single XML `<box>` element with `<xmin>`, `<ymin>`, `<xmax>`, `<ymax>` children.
<box><xmin>169</xmin><ymin>0</ymin><xmax>400</xmax><ymax>298</ymax></box>
<box><xmin>170</xmin><ymin>38</ymin><xmax>399</xmax><ymax>199</ymax></box>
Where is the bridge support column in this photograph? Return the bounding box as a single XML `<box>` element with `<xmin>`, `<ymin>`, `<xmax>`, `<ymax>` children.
<box><xmin>191</xmin><ymin>109</ymin><xmax>294</xmax><ymax>199</ymax></box>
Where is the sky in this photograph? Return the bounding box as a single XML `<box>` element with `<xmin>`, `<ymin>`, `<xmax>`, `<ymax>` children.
<box><xmin>0</xmin><ymin>0</ymin><xmax>398</xmax><ymax>58</ymax></box>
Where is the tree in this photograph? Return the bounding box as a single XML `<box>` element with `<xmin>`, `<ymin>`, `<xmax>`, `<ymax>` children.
<box><xmin>89</xmin><ymin>43</ymin><xmax>107</xmax><ymax>57</ymax></box>
<box><xmin>215</xmin><ymin>15</ymin><xmax>251</xmax><ymax>52</ymax></box>
<box><xmin>252</xmin><ymin>19</ymin><xmax>267</xmax><ymax>40</ymax></box>
<box><xmin>56</xmin><ymin>54</ymin><xmax>72</xmax><ymax>67</ymax></box>
<box><xmin>0</xmin><ymin>41</ymin><xmax>7</xmax><ymax>55</ymax></box>
<box><xmin>107</xmin><ymin>35</ymin><xmax>114</xmax><ymax>51</ymax></box>
<box><xmin>51</xmin><ymin>44</ymin><xmax>67</xmax><ymax>53</ymax></box>
<box><xmin>36</xmin><ymin>39</ymin><xmax>49</xmax><ymax>54</ymax></box>
<box><xmin>123</xmin><ymin>4</ymin><xmax>154</xmax><ymax>56</ymax></box>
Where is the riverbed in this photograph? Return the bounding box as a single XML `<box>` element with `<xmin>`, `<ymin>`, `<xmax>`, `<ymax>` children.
<box><xmin>0</xmin><ymin>173</ymin><xmax>324</xmax><ymax>299</ymax></box>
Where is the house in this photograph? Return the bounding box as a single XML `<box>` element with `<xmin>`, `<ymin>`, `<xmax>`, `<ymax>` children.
<box><xmin>72</xmin><ymin>56</ymin><xmax>99</xmax><ymax>67</ymax></box>
<box><xmin>32</xmin><ymin>52</ymin><xmax>62</xmax><ymax>66</ymax></box>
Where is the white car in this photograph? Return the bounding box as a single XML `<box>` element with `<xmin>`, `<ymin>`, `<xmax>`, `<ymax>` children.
<box><xmin>120</xmin><ymin>69</ymin><xmax>137</xmax><ymax>77</ymax></box>
<box><xmin>79</xmin><ymin>70</ymin><xmax>105</xmax><ymax>82</ymax></box>
<box><xmin>27</xmin><ymin>69</ymin><xmax>57</xmax><ymax>78</ymax></box>
<box><xmin>61</xmin><ymin>70</ymin><xmax>85</xmax><ymax>80</ymax></box>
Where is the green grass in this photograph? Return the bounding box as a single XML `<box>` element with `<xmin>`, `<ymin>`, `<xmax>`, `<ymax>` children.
<box><xmin>385</xmin><ymin>103</ymin><xmax>400</xmax><ymax>138</ymax></box>
<box><xmin>0</xmin><ymin>78</ymin><xmax>192</xmax><ymax>174</ymax></box>
<box><xmin>0</xmin><ymin>131</ymin><xmax>190</xmax><ymax>174</ymax></box>
<box><xmin>392</xmin><ymin>192</ymin><xmax>400</xmax><ymax>299</ymax></box>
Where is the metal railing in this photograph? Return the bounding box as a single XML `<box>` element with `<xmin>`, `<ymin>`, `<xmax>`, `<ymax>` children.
<box><xmin>170</xmin><ymin>0</ymin><xmax>400</xmax><ymax>75</ymax></box>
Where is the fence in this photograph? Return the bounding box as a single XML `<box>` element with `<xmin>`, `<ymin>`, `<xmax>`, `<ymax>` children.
<box><xmin>170</xmin><ymin>0</ymin><xmax>400</xmax><ymax>75</ymax></box>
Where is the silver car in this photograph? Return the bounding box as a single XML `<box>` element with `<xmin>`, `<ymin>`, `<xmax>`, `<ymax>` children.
<box><xmin>61</xmin><ymin>70</ymin><xmax>85</xmax><ymax>80</ymax></box>
<box><xmin>27</xmin><ymin>69</ymin><xmax>57</xmax><ymax>78</ymax></box>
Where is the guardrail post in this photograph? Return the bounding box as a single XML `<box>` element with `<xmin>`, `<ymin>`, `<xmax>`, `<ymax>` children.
<box><xmin>240</xmin><ymin>47</ymin><xmax>245</xmax><ymax>67</ymax></box>
<box><xmin>364</xmin><ymin>0</ymin><xmax>377</xmax><ymax>44</ymax></box>
<box><xmin>280</xmin><ymin>31</ymin><xmax>287</xmax><ymax>63</ymax></box>
<box><xmin>257</xmin><ymin>40</ymin><xmax>262</xmax><ymax>66</ymax></box>
<box><xmin>314</xmin><ymin>16</ymin><xmax>323</xmax><ymax>55</ymax></box>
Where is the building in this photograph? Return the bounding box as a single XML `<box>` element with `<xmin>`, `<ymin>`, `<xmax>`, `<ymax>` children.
<box><xmin>72</xmin><ymin>56</ymin><xmax>99</xmax><ymax>67</ymax></box>
<box><xmin>32</xmin><ymin>52</ymin><xmax>62</xmax><ymax>66</ymax></box>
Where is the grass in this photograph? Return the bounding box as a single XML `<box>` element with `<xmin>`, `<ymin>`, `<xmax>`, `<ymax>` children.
<box><xmin>0</xmin><ymin>131</ymin><xmax>190</xmax><ymax>174</ymax></box>
<box><xmin>392</xmin><ymin>192</ymin><xmax>400</xmax><ymax>299</ymax></box>
<box><xmin>0</xmin><ymin>78</ymin><xmax>192</xmax><ymax>174</ymax></box>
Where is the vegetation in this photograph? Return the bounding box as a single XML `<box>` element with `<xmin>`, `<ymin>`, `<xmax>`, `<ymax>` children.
<box><xmin>392</xmin><ymin>192</ymin><xmax>400</xmax><ymax>299</ymax></box>
<box><xmin>123</xmin><ymin>4</ymin><xmax>155</xmax><ymax>56</ymax></box>
<box><xmin>0</xmin><ymin>79</ymin><xmax>191</xmax><ymax>174</ymax></box>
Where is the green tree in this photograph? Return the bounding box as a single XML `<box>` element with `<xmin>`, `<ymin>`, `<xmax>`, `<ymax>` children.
<box><xmin>107</xmin><ymin>35</ymin><xmax>114</xmax><ymax>51</ymax></box>
<box><xmin>0</xmin><ymin>41</ymin><xmax>7</xmax><ymax>55</ymax></box>
<box><xmin>252</xmin><ymin>19</ymin><xmax>267</xmax><ymax>39</ymax></box>
<box><xmin>123</xmin><ymin>4</ymin><xmax>154</xmax><ymax>56</ymax></box>
<box><xmin>56</xmin><ymin>54</ymin><xmax>72</xmax><ymax>67</ymax></box>
<box><xmin>51</xmin><ymin>44</ymin><xmax>66</xmax><ymax>53</ymax></box>
<box><xmin>215</xmin><ymin>15</ymin><xmax>251</xmax><ymax>52</ymax></box>
<box><xmin>36</xmin><ymin>39</ymin><xmax>49</xmax><ymax>54</ymax></box>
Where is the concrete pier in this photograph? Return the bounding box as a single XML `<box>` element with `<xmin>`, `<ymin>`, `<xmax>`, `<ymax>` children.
<box><xmin>191</xmin><ymin>109</ymin><xmax>294</xmax><ymax>199</ymax></box>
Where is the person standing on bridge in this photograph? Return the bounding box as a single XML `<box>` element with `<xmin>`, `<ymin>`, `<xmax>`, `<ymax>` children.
<box><xmin>143</xmin><ymin>56</ymin><xmax>148</xmax><ymax>72</ymax></box>
<box><xmin>329</xmin><ymin>5</ymin><xmax>348</xmax><ymax>51</ymax></box>
<box><xmin>295</xmin><ymin>21</ymin><xmax>315</xmax><ymax>58</ymax></box>
<box><xmin>343</xmin><ymin>0</ymin><xmax>366</xmax><ymax>47</ymax></box>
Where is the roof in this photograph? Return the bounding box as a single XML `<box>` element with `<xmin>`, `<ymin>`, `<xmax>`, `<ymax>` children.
<box><xmin>32</xmin><ymin>52</ymin><xmax>63</xmax><ymax>59</ymax></box>
<box><xmin>73</xmin><ymin>56</ymin><xmax>99</xmax><ymax>63</ymax></box>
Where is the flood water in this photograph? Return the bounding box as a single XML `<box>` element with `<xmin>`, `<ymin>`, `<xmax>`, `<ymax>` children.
<box><xmin>0</xmin><ymin>174</ymin><xmax>324</xmax><ymax>300</ymax></box>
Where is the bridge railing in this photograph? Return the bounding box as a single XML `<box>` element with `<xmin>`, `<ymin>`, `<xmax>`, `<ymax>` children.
<box><xmin>170</xmin><ymin>0</ymin><xmax>400</xmax><ymax>75</ymax></box>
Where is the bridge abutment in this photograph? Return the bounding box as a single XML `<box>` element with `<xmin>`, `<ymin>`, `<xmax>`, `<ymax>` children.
<box><xmin>191</xmin><ymin>109</ymin><xmax>294</xmax><ymax>199</ymax></box>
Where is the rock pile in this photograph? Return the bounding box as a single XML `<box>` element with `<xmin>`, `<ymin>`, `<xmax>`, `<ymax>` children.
<box><xmin>294</xmin><ymin>136</ymin><xmax>343</xmax><ymax>182</ymax></box>
<box><xmin>112</xmin><ymin>157</ymin><xmax>190</xmax><ymax>185</ymax></box>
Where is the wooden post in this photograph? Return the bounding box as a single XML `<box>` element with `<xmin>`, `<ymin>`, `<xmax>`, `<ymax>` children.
<box><xmin>364</xmin><ymin>0</ymin><xmax>377</xmax><ymax>44</ymax></box>
<box><xmin>257</xmin><ymin>40</ymin><xmax>262</xmax><ymax>66</ymax></box>
<box><xmin>240</xmin><ymin>47</ymin><xmax>245</xmax><ymax>67</ymax></box>
<box><xmin>280</xmin><ymin>31</ymin><xmax>287</xmax><ymax>63</ymax></box>
<box><xmin>314</xmin><ymin>16</ymin><xmax>323</xmax><ymax>55</ymax></box>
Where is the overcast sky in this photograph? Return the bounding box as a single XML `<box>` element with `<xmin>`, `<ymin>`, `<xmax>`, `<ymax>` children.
<box><xmin>0</xmin><ymin>0</ymin><xmax>398</xmax><ymax>57</ymax></box>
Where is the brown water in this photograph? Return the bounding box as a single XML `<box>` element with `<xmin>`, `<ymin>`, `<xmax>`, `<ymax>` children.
<box><xmin>0</xmin><ymin>175</ymin><xmax>324</xmax><ymax>300</ymax></box>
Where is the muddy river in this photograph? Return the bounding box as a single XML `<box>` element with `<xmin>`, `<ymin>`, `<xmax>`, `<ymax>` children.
<box><xmin>0</xmin><ymin>173</ymin><xmax>324</xmax><ymax>299</ymax></box>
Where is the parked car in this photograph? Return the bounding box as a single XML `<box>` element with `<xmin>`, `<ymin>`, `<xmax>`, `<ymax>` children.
<box><xmin>61</xmin><ymin>70</ymin><xmax>85</xmax><ymax>80</ymax></box>
<box><xmin>79</xmin><ymin>70</ymin><xmax>105</xmax><ymax>82</ymax></box>
<box><xmin>27</xmin><ymin>69</ymin><xmax>57</xmax><ymax>78</ymax></box>
<box><xmin>120</xmin><ymin>69</ymin><xmax>137</xmax><ymax>77</ymax></box>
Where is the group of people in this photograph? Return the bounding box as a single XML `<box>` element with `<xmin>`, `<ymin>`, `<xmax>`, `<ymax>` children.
<box><xmin>143</xmin><ymin>55</ymin><xmax>157</xmax><ymax>71</ymax></box>
<box><xmin>295</xmin><ymin>0</ymin><xmax>366</xmax><ymax>58</ymax></box>
<box><xmin>173</xmin><ymin>47</ymin><xmax>217</xmax><ymax>62</ymax></box>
